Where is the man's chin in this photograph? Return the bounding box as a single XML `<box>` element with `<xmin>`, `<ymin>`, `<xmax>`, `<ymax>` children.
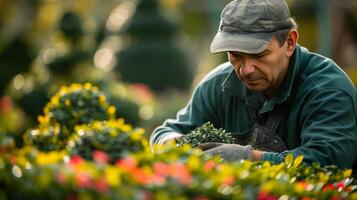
<box><xmin>244</xmin><ymin>83</ymin><xmax>267</xmax><ymax>93</ymax></box>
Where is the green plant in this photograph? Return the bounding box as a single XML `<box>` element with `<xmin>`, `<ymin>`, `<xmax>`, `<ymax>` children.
<box><xmin>23</xmin><ymin>124</ymin><xmax>68</xmax><ymax>152</ymax></box>
<box><xmin>68</xmin><ymin>119</ymin><xmax>148</xmax><ymax>163</ymax></box>
<box><xmin>38</xmin><ymin>83</ymin><xmax>116</xmax><ymax>132</ymax></box>
<box><xmin>176</xmin><ymin>122</ymin><xmax>236</xmax><ymax>147</ymax></box>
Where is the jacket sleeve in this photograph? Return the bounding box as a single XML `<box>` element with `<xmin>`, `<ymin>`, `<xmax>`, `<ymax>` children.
<box><xmin>150</xmin><ymin>79</ymin><xmax>221</xmax><ymax>146</ymax></box>
<box><xmin>262</xmin><ymin>89</ymin><xmax>357</xmax><ymax>169</ymax></box>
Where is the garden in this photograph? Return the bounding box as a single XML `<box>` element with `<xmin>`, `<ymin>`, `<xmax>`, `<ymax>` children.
<box><xmin>0</xmin><ymin>83</ymin><xmax>356</xmax><ymax>199</ymax></box>
<box><xmin>0</xmin><ymin>0</ymin><xmax>357</xmax><ymax>199</ymax></box>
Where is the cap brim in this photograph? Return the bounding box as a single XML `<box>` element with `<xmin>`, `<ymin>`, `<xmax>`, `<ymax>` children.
<box><xmin>210</xmin><ymin>31</ymin><xmax>275</xmax><ymax>54</ymax></box>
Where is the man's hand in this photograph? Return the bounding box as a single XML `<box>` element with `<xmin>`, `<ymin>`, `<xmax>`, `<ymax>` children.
<box><xmin>198</xmin><ymin>143</ymin><xmax>254</xmax><ymax>161</ymax></box>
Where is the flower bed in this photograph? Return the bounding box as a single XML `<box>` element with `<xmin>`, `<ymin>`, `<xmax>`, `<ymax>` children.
<box><xmin>0</xmin><ymin>83</ymin><xmax>356</xmax><ymax>200</ymax></box>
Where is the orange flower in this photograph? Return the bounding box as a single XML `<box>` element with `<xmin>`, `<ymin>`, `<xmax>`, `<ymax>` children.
<box><xmin>169</xmin><ymin>163</ymin><xmax>192</xmax><ymax>185</ymax></box>
<box><xmin>203</xmin><ymin>160</ymin><xmax>216</xmax><ymax>172</ymax></box>
<box><xmin>221</xmin><ymin>176</ymin><xmax>235</xmax><ymax>185</ymax></box>
<box><xmin>116</xmin><ymin>156</ymin><xmax>137</xmax><ymax>171</ymax></box>
<box><xmin>153</xmin><ymin>162</ymin><xmax>169</xmax><ymax>176</ymax></box>
<box><xmin>132</xmin><ymin>168</ymin><xmax>152</xmax><ymax>185</ymax></box>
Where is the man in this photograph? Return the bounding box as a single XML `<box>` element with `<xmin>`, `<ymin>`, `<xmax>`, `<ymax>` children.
<box><xmin>150</xmin><ymin>0</ymin><xmax>357</xmax><ymax>169</ymax></box>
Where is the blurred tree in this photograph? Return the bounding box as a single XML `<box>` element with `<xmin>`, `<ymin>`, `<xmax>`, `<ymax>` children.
<box><xmin>116</xmin><ymin>0</ymin><xmax>193</xmax><ymax>92</ymax></box>
<box><xmin>0</xmin><ymin>36</ymin><xmax>35</xmax><ymax>96</ymax></box>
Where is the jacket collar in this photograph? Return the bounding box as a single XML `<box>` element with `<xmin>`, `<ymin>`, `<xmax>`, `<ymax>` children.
<box><xmin>222</xmin><ymin>45</ymin><xmax>303</xmax><ymax>114</ymax></box>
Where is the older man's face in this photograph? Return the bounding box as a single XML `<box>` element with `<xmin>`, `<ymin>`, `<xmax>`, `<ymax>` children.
<box><xmin>228</xmin><ymin>34</ymin><xmax>295</xmax><ymax>97</ymax></box>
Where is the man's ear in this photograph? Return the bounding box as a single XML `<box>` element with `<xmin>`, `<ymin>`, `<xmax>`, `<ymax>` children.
<box><xmin>286</xmin><ymin>30</ymin><xmax>299</xmax><ymax>57</ymax></box>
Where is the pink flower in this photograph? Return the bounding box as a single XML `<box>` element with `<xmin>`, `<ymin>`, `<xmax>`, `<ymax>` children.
<box><xmin>75</xmin><ymin>172</ymin><xmax>92</xmax><ymax>188</ymax></box>
<box><xmin>92</xmin><ymin>150</ymin><xmax>110</xmax><ymax>164</ymax></box>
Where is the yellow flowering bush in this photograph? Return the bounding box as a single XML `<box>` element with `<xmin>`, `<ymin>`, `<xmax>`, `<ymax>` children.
<box><xmin>1</xmin><ymin>82</ymin><xmax>356</xmax><ymax>199</ymax></box>
<box><xmin>24</xmin><ymin>83</ymin><xmax>116</xmax><ymax>152</ymax></box>
<box><xmin>0</xmin><ymin>143</ymin><xmax>356</xmax><ymax>200</ymax></box>
<box><xmin>39</xmin><ymin>83</ymin><xmax>116</xmax><ymax>132</ymax></box>
<box><xmin>68</xmin><ymin>119</ymin><xmax>148</xmax><ymax>163</ymax></box>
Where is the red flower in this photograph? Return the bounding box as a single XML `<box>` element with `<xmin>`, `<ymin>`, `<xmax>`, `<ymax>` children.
<box><xmin>257</xmin><ymin>191</ymin><xmax>278</xmax><ymax>200</ymax></box>
<box><xmin>92</xmin><ymin>178</ymin><xmax>109</xmax><ymax>193</ymax></box>
<box><xmin>69</xmin><ymin>155</ymin><xmax>84</xmax><ymax>167</ymax></box>
<box><xmin>336</xmin><ymin>181</ymin><xmax>344</xmax><ymax>190</ymax></box>
<box><xmin>322</xmin><ymin>183</ymin><xmax>334</xmax><ymax>191</ymax></box>
<box><xmin>92</xmin><ymin>150</ymin><xmax>110</xmax><ymax>164</ymax></box>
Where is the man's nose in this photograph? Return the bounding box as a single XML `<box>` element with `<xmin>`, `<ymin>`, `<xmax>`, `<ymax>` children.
<box><xmin>239</xmin><ymin>57</ymin><xmax>256</xmax><ymax>76</ymax></box>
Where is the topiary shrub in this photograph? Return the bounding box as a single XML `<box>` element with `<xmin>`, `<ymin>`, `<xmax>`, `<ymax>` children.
<box><xmin>68</xmin><ymin>119</ymin><xmax>147</xmax><ymax>163</ymax></box>
<box><xmin>176</xmin><ymin>122</ymin><xmax>236</xmax><ymax>147</ymax></box>
<box><xmin>23</xmin><ymin>124</ymin><xmax>68</xmax><ymax>152</ymax></box>
<box><xmin>38</xmin><ymin>83</ymin><xmax>116</xmax><ymax>133</ymax></box>
<box><xmin>116</xmin><ymin>0</ymin><xmax>193</xmax><ymax>92</ymax></box>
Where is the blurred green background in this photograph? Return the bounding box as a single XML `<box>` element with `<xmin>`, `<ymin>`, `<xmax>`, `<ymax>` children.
<box><xmin>0</xmin><ymin>0</ymin><xmax>356</xmax><ymax>142</ymax></box>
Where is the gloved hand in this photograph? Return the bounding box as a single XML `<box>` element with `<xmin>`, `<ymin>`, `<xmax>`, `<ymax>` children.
<box><xmin>198</xmin><ymin>143</ymin><xmax>253</xmax><ymax>161</ymax></box>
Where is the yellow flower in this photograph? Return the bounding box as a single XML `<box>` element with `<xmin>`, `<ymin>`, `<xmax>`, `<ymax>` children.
<box><xmin>98</xmin><ymin>95</ymin><xmax>106</xmax><ymax>104</ymax></box>
<box><xmin>36</xmin><ymin>151</ymin><xmax>66</xmax><ymax>166</ymax></box>
<box><xmin>50</xmin><ymin>96</ymin><xmax>60</xmax><ymax>106</ymax></box>
<box><xmin>187</xmin><ymin>155</ymin><xmax>200</xmax><ymax>170</ymax></box>
<box><xmin>107</xmin><ymin>106</ymin><xmax>116</xmax><ymax>116</ymax></box>
<box><xmin>105</xmin><ymin>166</ymin><xmax>121</xmax><ymax>186</ymax></box>
<box><xmin>69</xmin><ymin>83</ymin><xmax>82</xmax><ymax>91</ymax></box>
<box><xmin>84</xmin><ymin>82</ymin><xmax>92</xmax><ymax>90</ymax></box>
<box><xmin>65</xmin><ymin>99</ymin><xmax>71</xmax><ymax>106</ymax></box>
<box><xmin>92</xmin><ymin>121</ymin><xmax>102</xmax><ymax>130</ymax></box>
<box><xmin>38</xmin><ymin>115</ymin><xmax>50</xmax><ymax>124</ymax></box>
<box><xmin>59</xmin><ymin>86</ymin><xmax>68</xmax><ymax>95</ymax></box>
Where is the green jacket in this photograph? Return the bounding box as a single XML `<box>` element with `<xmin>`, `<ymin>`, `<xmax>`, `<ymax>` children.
<box><xmin>150</xmin><ymin>45</ymin><xmax>357</xmax><ymax>169</ymax></box>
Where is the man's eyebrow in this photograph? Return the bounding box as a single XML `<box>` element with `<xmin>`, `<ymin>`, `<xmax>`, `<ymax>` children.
<box><xmin>256</xmin><ymin>50</ymin><xmax>270</xmax><ymax>55</ymax></box>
